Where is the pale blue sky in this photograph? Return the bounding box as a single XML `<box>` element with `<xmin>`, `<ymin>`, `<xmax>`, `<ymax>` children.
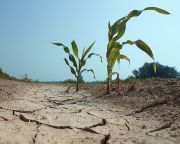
<box><xmin>0</xmin><ymin>0</ymin><xmax>179</xmax><ymax>81</ymax></box>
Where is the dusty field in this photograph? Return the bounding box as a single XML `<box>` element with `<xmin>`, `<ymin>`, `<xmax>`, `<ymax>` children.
<box><xmin>0</xmin><ymin>79</ymin><xmax>179</xmax><ymax>144</ymax></box>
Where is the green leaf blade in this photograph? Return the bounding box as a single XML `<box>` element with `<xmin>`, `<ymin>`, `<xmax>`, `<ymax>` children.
<box><xmin>118</xmin><ymin>54</ymin><xmax>130</xmax><ymax>64</ymax></box>
<box><xmin>52</xmin><ymin>42</ymin><xmax>64</xmax><ymax>47</ymax></box>
<box><xmin>69</xmin><ymin>54</ymin><xmax>77</xmax><ymax>68</ymax></box>
<box><xmin>80</xmin><ymin>69</ymin><xmax>96</xmax><ymax>79</ymax></box>
<box><xmin>144</xmin><ymin>7</ymin><xmax>170</xmax><ymax>15</ymax></box>
<box><xmin>64</xmin><ymin>47</ymin><xmax>70</xmax><ymax>54</ymax></box>
<box><xmin>82</xmin><ymin>41</ymin><xmax>95</xmax><ymax>60</ymax></box>
<box><xmin>135</xmin><ymin>40</ymin><xmax>155</xmax><ymax>61</ymax></box>
<box><xmin>86</xmin><ymin>53</ymin><xmax>103</xmax><ymax>63</ymax></box>
<box><xmin>71</xmin><ymin>41</ymin><xmax>79</xmax><ymax>58</ymax></box>
<box><xmin>64</xmin><ymin>58</ymin><xmax>77</xmax><ymax>77</ymax></box>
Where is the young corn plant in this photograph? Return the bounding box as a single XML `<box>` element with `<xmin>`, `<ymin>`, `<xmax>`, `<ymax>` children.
<box><xmin>106</xmin><ymin>7</ymin><xmax>170</xmax><ymax>94</ymax></box>
<box><xmin>52</xmin><ymin>41</ymin><xmax>102</xmax><ymax>91</ymax></box>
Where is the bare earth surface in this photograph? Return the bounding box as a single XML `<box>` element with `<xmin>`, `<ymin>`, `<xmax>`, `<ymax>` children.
<box><xmin>0</xmin><ymin>79</ymin><xmax>179</xmax><ymax>144</ymax></box>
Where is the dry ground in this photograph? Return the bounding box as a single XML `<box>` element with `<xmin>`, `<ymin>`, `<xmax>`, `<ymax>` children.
<box><xmin>0</xmin><ymin>78</ymin><xmax>179</xmax><ymax>144</ymax></box>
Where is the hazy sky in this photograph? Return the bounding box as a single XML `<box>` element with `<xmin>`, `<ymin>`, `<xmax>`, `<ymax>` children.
<box><xmin>0</xmin><ymin>0</ymin><xmax>179</xmax><ymax>81</ymax></box>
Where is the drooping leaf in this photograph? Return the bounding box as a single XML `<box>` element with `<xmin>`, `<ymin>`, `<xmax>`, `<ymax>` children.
<box><xmin>71</xmin><ymin>40</ymin><xmax>79</xmax><ymax>58</ymax></box>
<box><xmin>64</xmin><ymin>58</ymin><xmax>77</xmax><ymax>77</ymax></box>
<box><xmin>122</xmin><ymin>40</ymin><xmax>135</xmax><ymax>46</ymax></box>
<box><xmin>81</xmin><ymin>41</ymin><xmax>95</xmax><ymax>60</ymax></box>
<box><xmin>122</xmin><ymin>39</ymin><xmax>155</xmax><ymax>61</ymax></box>
<box><xmin>52</xmin><ymin>42</ymin><xmax>70</xmax><ymax>54</ymax></box>
<box><xmin>117</xmin><ymin>54</ymin><xmax>130</xmax><ymax>64</ymax></box>
<box><xmin>86</xmin><ymin>53</ymin><xmax>102</xmax><ymax>63</ymax></box>
<box><xmin>127</xmin><ymin>10</ymin><xmax>142</xmax><ymax>19</ymax></box>
<box><xmin>144</xmin><ymin>7</ymin><xmax>170</xmax><ymax>15</ymax></box>
<box><xmin>110</xmin><ymin>7</ymin><xmax>170</xmax><ymax>40</ymax></box>
<box><xmin>135</xmin><ymin>40</ymin><xmax>155</xmax><ymax>60</ymax></box>
<box><xmin>69</xmin><ymin>54</ymin><xmax>77</xmax><ymax>68</ymax></box>
<box><xmin>81</xmin><ymin>69</ymin><xmax>96</xmax><ymax>79</ymax></box>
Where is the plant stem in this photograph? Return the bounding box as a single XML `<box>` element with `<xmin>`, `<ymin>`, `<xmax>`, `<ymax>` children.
<box><xmin>107</xmin><ymin>67</ymin><xmax>111</xmax><ymax>94</ymax></box>
<box><xmin>76</xmin><ymin>76</ymin><xmax>79</xmax><ymax>92</ymax></box>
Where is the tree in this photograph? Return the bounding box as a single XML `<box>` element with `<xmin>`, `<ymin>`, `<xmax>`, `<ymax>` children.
<box><xmin>106</xmin><ymin>7</ymin><xmax>170</xmax><ymax>94</ymax></box>
<box><xmin>132</xmin><ymin>62</ymin><xmax>180</xmax><ymax>78</ymax></box>
<box><xmin>52</xmin><ymin>41</ymin><xmax>102</xmax><ymax>91</ymax></box>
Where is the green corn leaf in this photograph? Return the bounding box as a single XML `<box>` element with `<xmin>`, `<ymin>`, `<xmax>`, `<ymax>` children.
<box><xmin>52</xmin><ymin>42</ymin><xmax>70</xmax><ymax>54</ymax></box>
<box><xmin>117</xmin><ymin>54</ymin><xmax>130</xmax><ymax>64</ymax></box>
<box><xmin>122</xmin><ymin>40</ymin><xmax>135</xmax><ymax>46</ymax></box>
<box><xmin>81</xmin><ymin>69</ymin><xmax>96</xmax><ymax>79</ymax></box>
<box><xmin>64</xmin><ymin>47</ymin><xmax>70</xmax><ymax>54</ymax></box>
<box><xmin>71</xmin><ymin>40</ymin><xmax>79</xmax><ymax>58</ymax></box>
<box><xmin>79</xmin><ymin>60</ymin><xmax>86</xmax><ymax>69</ymax></box>
<box><xmin>135</xmin><ymin>40</ymin><xmax>155</xmax><ymax>61</ymax></box>
<box><xmin>122</xmin><ymin>39</ymin><xmax>156</xmax><ymax>72</ymax></box>
<box><xmin>107</xmin><ymin>39</ymin><xmax>115</xmax><ymax>49</ymax></box>
<box><xmin>108</xmin><ymin>21</ymin><xmax>111</xmax><ymax>31</ymax></box>
<box><xmin>64</xmin><ymin>58</ymin><xmax>77</xmax><ymax>77</ymax></box>
<box><xmin>122</xmin><ymin>39</ymin><xmax>155</xmax><ymax>61</ymax></box>
<box><xmin>82</xmin><ymin>48</ymin><xmax>85</xmax><ymax>54</ymax></box>
<box><xmin>86</xmin><ymin>53</ymin><xmax>102</xmax><ymax>63</ymax></box>
<box><xmin>52</xmin><ymin>42</ymin><xmax>65</xmax><ymax>47</ymax></box>
<box><xmin>64</xmin><ymin>58</ymin><xmax>69</xmax><ymax>66</ymax></box>
<box><xmin>144</xmin><ymin>7</ymin><xmax>170</xmax><ymax>15</ymax></box>
<box><xmin>111</xmin><ymin>16</ymin><xmax>126</xmax><ymax>37</ymax></box>
<box><xmin>82</xmin><ymin>41</ymin><xmax>95</xmax><ymax>60</ymax></box>
<box><xmin>70</xmin><ymin>67</ymin><xmax>77</xmax><ymax>77</ymax></box>
<box><xmin>108</xmin><ymin>46</ymin><xmax>121</xmax><ymax>68</ymax></box>
<box><xmin>69</xmin><ymin>54</ymin><xmax>77</xmax><ymax>68</ymax></box>
<box><xmin>107</xmin><ymin>42</ymin><xmax>121</xmax><ymax>59</ymax></box>
<box><xmin>127</xmin><ymin>10</ymin><xmax>142</xmax><ymax>19</ymax></box>
<box><xmin>80</xmin><ymin>68</ymin><xmax>86</xmax><ymax>74</ymax></box>
<box><xmin>110</xmin><ymin>7</ymin><xmax>170</xmax><ymax>40</ymax></box>
<box><xmin>113</xmin><ymin>21</ymin><xmax>126</xmax><ymax>41</ymax></box>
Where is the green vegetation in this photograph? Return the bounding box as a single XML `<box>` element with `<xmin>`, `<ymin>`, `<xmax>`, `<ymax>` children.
<box><xmin>52</xmin><ymin>41</ymin><xmax>102</xmax><ymax>91</ymax></box>
<box><xmin>21</xmin><ymin>74</ymin><xmax>32</xmax><ymax>82</ymax></box>
<box><xmin>0</xmin><ymin>68</ymin><xmax>37</xmax><ymax>82</ymax></box>
<box><xmin>0</xmin><ymin>68</ymin><xmax>12</xmax><ymax>79</ymax></box>
<box><xmin>106</xmin><ymin>7</ymin><xmax>170</xmax><ymax>94</ymax></box>
<box><xmin>132</xmin><ymin>62</ymin><xmax>180</xmax><ymax>79</ymax></box>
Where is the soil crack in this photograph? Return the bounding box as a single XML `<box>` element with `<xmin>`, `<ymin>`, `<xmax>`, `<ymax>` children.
<box><xmin>18</xmin><ymin>113</ymin><xmax>106</xmax><ymax>135</ymax></box>
<box><xmin>101</xmin><ymin>134</ymin><xmax>110</xmax><ymax>144</ymax></box>
<box><xmin>147</xmin><ymin>122</ymin><xmax>172</xmax><ymax>133</ymax></box>
<box><xmin>0</xmin><ymin>116</ymin><xmax>8</xmax><ymax>121</ymax></box>
<box><xmin>33</xmin><ymin>124</ymin><xmax>41</xmax><ymax>144</ymax></box>
<box><xmin>126</xmin><ymin>100</ymin><xmax>168</xmax><ymax>116</ymax></box>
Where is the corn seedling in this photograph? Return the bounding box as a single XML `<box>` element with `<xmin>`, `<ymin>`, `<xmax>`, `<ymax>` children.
<box><xmin>52</xmin><ymin>41</ymin><xmax>102</xmax><ymax>91</ymax></box>
<box><xmin>106</xmin><ymin>7</ymin><xmax>170</xmax><ymax>94</ymax></box>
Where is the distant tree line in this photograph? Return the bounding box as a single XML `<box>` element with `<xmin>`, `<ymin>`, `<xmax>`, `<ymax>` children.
<box><xmin>132</xmin><ymin>62</ymin><xmax>180</xmax><ymax>79</ymax></box>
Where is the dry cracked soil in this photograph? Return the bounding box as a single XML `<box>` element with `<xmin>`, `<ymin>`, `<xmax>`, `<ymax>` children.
<box><xmin>0</xmin><ymin>78</ymin><xmax>179</xmax><ymax>144</ymax></box>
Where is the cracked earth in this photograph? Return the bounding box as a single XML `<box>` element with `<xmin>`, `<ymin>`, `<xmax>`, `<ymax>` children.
<box><xmin>0</xmin><ymin>79</ymin><xmax>179</xmax><ymax>144</ymax></box>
